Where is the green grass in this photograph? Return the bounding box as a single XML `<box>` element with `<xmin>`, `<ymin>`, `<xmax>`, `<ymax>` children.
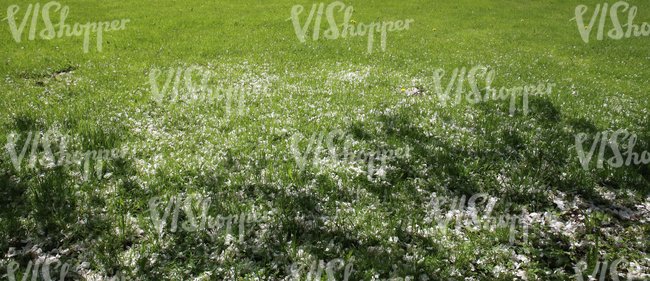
<box><xmin>1</xmin><ymin>0</ymin><xmax>650</xmax><ymax>280</ymax></box>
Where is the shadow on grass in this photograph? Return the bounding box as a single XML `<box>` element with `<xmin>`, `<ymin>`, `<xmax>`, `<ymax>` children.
<box><xmin>0</xmin><ymin>115</ymin><xmax>139</xmax><ymax>280</ymax></box>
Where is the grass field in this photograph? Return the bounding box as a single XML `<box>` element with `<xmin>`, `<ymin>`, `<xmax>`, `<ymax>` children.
<box><xmin>2</xmin><ymin>0</ymin><xmax>650</xmax><ymax>280</ymax></box>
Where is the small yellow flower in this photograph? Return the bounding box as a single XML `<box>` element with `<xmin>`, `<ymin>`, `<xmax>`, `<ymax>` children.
<box><xmin>433</xmin><ymin>28</ymin><xmax>436</xmax><ymax>31</ymax></box>
<box><xmin>401</xmin><ymin>88</ymin><xmax>406</xmax><ymax>91</ymax></box>
<box><xmin>521</xmin><ymin>19</ymin><xmax>524</xmax><ymax>22</ymax></box>
<box><xmin>585</xmin><ymin>25</ymin><xmax>588</xmax><ymax>28</ymax></box>
<box><xmin>350</xmin><ymin>20</ymin><xmax>356</xmax><ymax>23</ymax></box>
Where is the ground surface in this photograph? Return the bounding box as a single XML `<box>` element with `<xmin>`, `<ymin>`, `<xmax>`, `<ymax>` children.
<box><xmin>1</xmin><ymin>0</ymin><xmax>650</xmax><ymax>280</ymax></box>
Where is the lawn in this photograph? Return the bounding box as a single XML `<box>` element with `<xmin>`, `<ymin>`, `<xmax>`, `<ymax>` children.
<box><xmin>1</xmin><ymin>0</ymin><xmax>650</xmax><ymax>280</ymax></box>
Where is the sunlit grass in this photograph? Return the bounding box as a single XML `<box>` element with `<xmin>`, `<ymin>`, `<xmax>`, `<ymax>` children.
<box><xmin>1</xmin><ymin>0</ymin><xmax>650</xmax><ymax>280</ymax></box>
